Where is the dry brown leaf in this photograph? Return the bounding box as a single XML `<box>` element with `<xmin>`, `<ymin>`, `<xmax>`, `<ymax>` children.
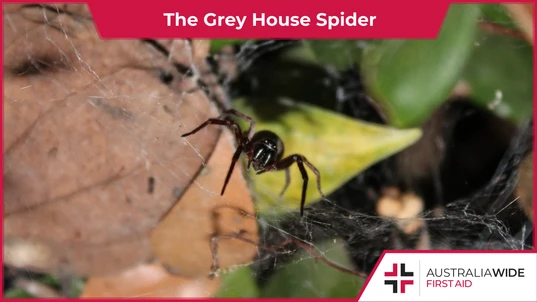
<box><xmin>151</xmin><ymin>130</ymin><xmax>258</xmax><ymax>278</ymax></box>
<box><xmin>3</xmin><ymin>4</ymin><xmax>239</xmax><ymax>277</ymax></box>
<box><xmin>81</xmin><ymin>262</ymin><xmax>220</xmax><ymax>298</ymax></box>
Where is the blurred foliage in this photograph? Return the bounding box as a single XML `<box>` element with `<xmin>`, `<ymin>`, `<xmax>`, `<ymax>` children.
<box><xmin>64</xmin><ymin>277</ymin><xmax>85</xmax><ymax>298</ymax></box>
<box><xmin>232</xmin><ymin>98</ymin><xmax>422</xmax><ymax>217</ymax></box>
<box><xmin>361</xmin><ymin>4</ymin><xmax>482</xmax><ymax>128</ymax></box>
<box><xmin>210</xmin><ymin>39</ymin><xmax>242</xmax><ymax>52</ymax></box>
<box><xmin>212</xmin><ymin>5</ymin><xmax>532</xmax><ymax>128</ymax></box>
<box><xmin>481</xmin><ymin>4</ymin><xmax>518</xmax><ymax>29</ymax></box>
<box><xmin>3</xmin><ymin>274</ymin><xmax>85</xmax><ymax>298</ymax></box>
<box><xmin>461</xmin><ymin>30</ymin><xmax>532</xmax><ymax>122</ymax></box>
<box><xmin>260</xmin><ymin>240</ymin><xmax>363</xmax><ymax>297</ymax></box>
<box><xmin>216</xmin><ymin>240</ymin><xmax>362</xmax><ymax>298</ymax></box>
<box><xmin>210</xmin><ymin>39</ymin><xmax>246</xmax><ymax>52</ymax></box>
<box><xmin>4</xmin><ymin>288</ymin><xmax>34</xmax><ymax>298</ymax></box>
<box><xmin>215</xmin><ymin>267</ymin><xmax>260</xmax><ymax>297</ymax></box>
<box><xmin>303</xmin><ymin>40</ymin><xmax>366</xmax><ymax>69</ymax></box>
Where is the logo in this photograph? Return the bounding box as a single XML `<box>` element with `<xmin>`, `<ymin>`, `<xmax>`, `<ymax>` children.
<box><xmin>384</xmin><ymin>263</ymin><xmax>414</xmax><ymax>293</ymax></box>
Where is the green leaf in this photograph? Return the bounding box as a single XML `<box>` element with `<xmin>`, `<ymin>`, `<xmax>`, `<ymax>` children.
<box><xmin>63</xmin><ymin>277</ymin><xmax>86</xmax><ymax>298</ymax></box>
<box><xmin>215</xmin><ymin>266</ymin><xmax>260</xmax><ymax>298</ymax></box>
<box><xmin>232</xmin><ymin>98</ymin><xmax>422</xmax><ymax>216</ymax></box>
<box><xmin>270</xmin><ymin>42</ymin><xmax>319</xmax><ymax>66</ymax></box>
<box><xmin>260</xmin><ymin>239</ymin><xmax>364</xmax><ymax>297</ymax></box>
<box><xmin>361</xmin><ymin>4</ymin><xmax>481</xmax><ymax>128</ymax></box>
<box><xmin>462</xmin><ymin>31</ymin><xmax>533</xmax><ymax>123</ymax></box>
<box><xmin>210</xmin><ymin>39</ymin><xmax>245</xmax><ymax>53</ymax></box>
<box><xmin>4</xmin><ymin>288</ymin><xmax>34</xmax><ymax>298</ymax></box>
<box><xmin>303</xmin><ymin>40</ymin><xmax>367</xmax><ymax>69</ymax></box>
<box><xmin>38</xmin><ymin>275</ymin><xmax>61</xmax><ymax>288</ymax></box>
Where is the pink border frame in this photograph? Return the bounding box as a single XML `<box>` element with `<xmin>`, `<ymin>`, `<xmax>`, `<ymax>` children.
<box><xmin>1</xmin><ymin>1</ymin><xmax>535</xmax><ymax>301</ymax></box>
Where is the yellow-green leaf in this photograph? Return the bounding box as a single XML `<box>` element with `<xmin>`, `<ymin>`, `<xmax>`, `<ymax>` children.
<box><xmin>232</xmin><ymin>98</ymin><xmax>422</xmax><ymax>216</ymax></box>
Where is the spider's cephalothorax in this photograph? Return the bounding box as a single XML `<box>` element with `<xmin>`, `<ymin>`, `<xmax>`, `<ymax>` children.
<box><xmin>181</xmin><ymin>109</ymin><xmax>326</xmax><ymax>216</ymax></box>
<box><xmin>248</xmin><ymin>130</ymin><xmax>284</xmax><ymax>171</ymax></box>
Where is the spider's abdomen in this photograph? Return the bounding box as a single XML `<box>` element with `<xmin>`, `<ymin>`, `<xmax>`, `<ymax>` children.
<box><xmin>250</xmin><ymin>130</ymin><xmax>284</xmax><ymax>171</ymax></box>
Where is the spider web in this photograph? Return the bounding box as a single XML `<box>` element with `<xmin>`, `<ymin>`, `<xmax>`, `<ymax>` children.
<box><xmin>2</xmin><ymin>3</ymin><xmax>534</xmax><ymax>299</ymax></box>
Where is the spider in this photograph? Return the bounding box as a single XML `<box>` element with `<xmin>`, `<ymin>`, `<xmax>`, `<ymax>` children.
<box><xmin>181</xmin><ymin>109</ymin><xmax>327</xmax><ymax>216</ymax></box>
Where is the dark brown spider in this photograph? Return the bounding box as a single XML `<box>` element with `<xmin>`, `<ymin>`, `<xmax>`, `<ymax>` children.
<box><xmin>181</xmin><ymin>109</ymin><xmax>327</xmax><ymax>216</ymax></box>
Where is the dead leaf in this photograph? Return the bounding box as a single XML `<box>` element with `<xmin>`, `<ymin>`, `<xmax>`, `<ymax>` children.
<box><xmin>81</xmin><ymin>262</ymin><xmax>220</xmax><ymax>298</ymax></box>
<box><xmin>150</xmin><ymin>130</ymin><xmax>258</xmax><ymax>278</ymax></box>
<box><xmin>3</xmin><ymin>4</ymin><xmax>228</xmax><ymax>277</ymax></box>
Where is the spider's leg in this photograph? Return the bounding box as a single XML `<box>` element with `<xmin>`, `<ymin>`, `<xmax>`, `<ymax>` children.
<box><xmin>221</xmin><ymin>144</ymin><xmax>244</xmax><ymax>196</ymax></box>
<box><xmin>182</xmin><ymin>118</ymin><xmax>243</xmax><ymax>143</ymax></box>
<box><xmin>301</xmin><ymin>157</ymin><xmax>328</xmax><ymax>200</ymax></box>
<box><xmin>223</xmin><ymin>109</ymin><xmax>256</xmax><ymax>140</ymax></box>
<box><xmin>279</xmin><ymin>168</ymin><xmax>291</xmax><ymax>198</ymax></box>
<box><xmin>246</xmin><ymin>149</ymin><xmax>254</xmax><ymax>171</ymax></box>
<box><xmin>295</xmin><ymin>159</ymin><xmax>309</xmax><ymax>216</ymax></box>
<box><xmin>256</xmin><ymin>155</ymin><xmax>309</xmax><ymax>216</ymax></box>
